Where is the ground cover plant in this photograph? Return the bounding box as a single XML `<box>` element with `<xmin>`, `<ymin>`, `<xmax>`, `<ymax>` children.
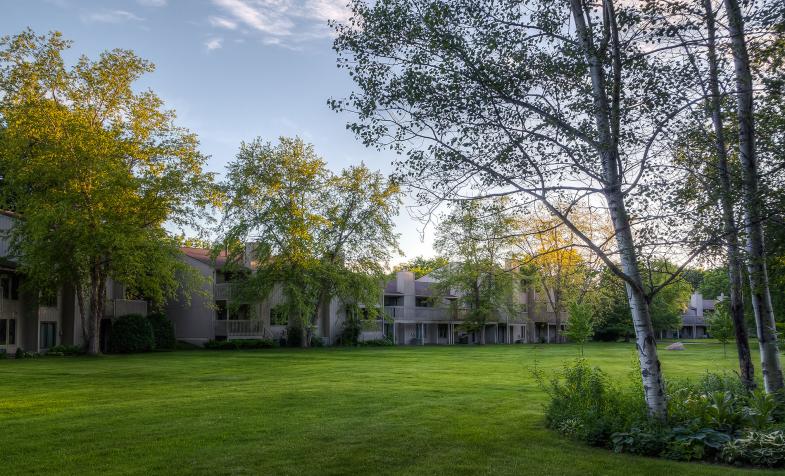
<box><xmin>540</xmin><ymin>358</ymin><xmax>785</xmax><ymax>467</ymax></box>
<box><xmin>0</xmin><ymin>342</ymin><xmax>782</xmax><ymax>475</ymax></box>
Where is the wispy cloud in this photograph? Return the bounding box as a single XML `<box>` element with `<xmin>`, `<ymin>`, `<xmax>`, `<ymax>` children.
<box><xmin>137</xmin><ymin>0</ymin><xmax>167</xmax><ymax>6</ymax></box>
<box><xmin>209</xmin><ymin>0</ymin><xmax>350</xmax><ymax>46</ymax></box>
<box><xmin>205</xmin><ymin>37</ymin><xmax>224</xmax><ymax>51</ymax></box>
<box><xmin>81</xmin><ymin>9</ymin><xmax>143</xmax><ymax>24</ymax></box>
<box><xmin>209</xmin><ymin>16</ymin><xmax>238</xmax><ymax>30</ymax></box>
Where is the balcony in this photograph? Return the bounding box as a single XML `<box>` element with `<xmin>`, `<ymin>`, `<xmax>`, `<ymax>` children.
<box><xmin>682</xmin><ymin>316</ymin><xmax>706</xmax><ymax>326</ymax></box>
<box><xmin>105</xmin><ymin>299</ymin><xmax>148</xmax><ymax>318</ymax></box>
<box><xmin>214</xmin><ymin>319</ymin><xmax>269</xmax><ymax>338</ymax></box>
<box><xmin>214</xmin><ymin>282</ymin><xmax>234</xmax><ymax>301</ymax></box>
<box><xmin>38</xmin><ymin>306</ymin><xmax>59</xmax><ymax>321</ymax></box>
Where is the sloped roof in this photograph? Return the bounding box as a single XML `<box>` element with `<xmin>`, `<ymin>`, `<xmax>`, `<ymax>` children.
<box><xmin>181</xmin><ymin>247</ymin><xmax>228</xmax><ymax>268</ymax></box>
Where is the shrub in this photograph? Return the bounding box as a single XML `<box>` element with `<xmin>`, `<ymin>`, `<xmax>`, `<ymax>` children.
<box><xmin>107</xmin><ymin>314</ymin><xmax>155</xmax><ymax>353</ymax></box>
<box><xmin>722</xmin><ymin>430</ymin><xmax>785</xmax><ymax>467</ymax></box>
<box><xmin>359</xmin><ymin>337</ymin><xmax>394</xmax><ymax>346</ymax></box>
<box><xmin>204</xmin><ymin>339</ymin><xmax>277</xmax><ymax>350</ymax></box>
<box><xmin>541</xmin><ymin>361</ymin><xmax>785</xmax><ymax>467</ymax></box>
<box><xmin>611</xmin><ymin>426</ymin><xmax>671</xmax><ymax>456</ymax></box>
<box><xmin>147</xmin><ymin>312</ymin><xmax>176</xmax><ymax>350</ymax></box>
<box><xmin>47</xmin><ymin>344</ymin><xmax>83</xmax><ymax>355</ymax></box>
<box><xmin>286</xmin><ymin>325</ymin><xmax>303</xmax><ymax>347</ymax></box>
<box><xmin>537</xmin><ymin>359</ymin><xmax>648</xmax><ymax>447</ymax></box>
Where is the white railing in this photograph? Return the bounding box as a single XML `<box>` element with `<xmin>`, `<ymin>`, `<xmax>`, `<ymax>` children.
<box><xmin>384</xmin><ymin>306</ymin><xmax>403</xmax><ymax>318</ymax></box>
<box><xmin>38</xmin><ymin>306</ymin><xmax>59</xmax><ymax>321</ymax></box>
<box><xmin>214</xmin><ymin>283</ymin><xmax>233</xmax><ymax>300</ymax></box>
<box><xmin>105</xmin><ymin>299</ymin><xmax>148</xmax><ymax>318</ymax></box>
<box><xmin>216</xmin><ymin>319</ymin><xmax>268</xmax><ymax>337</ymax></box>
<box><xmin>682</xmin><ymin>316</ymin><xmax>706</xmax><ymax>326</ymax></box>
<box><xmin>414</xmin><ymin>307</ymin><xmax>452</xmax><ymax>321</ymax></box>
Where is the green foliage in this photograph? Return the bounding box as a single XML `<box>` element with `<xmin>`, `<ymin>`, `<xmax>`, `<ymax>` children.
<box><xmin>537</xmin><ymin>359</ymin><xmax>648</xmax><ymax>447</ymax></box>
<box><xmin>393</xmin><ymin>256</ymin><xmax>448</xmax><ymax>279</ymax></box>
<box><xmin>707</xmin><ymin>304</ymin><xmax>734</xmax><ymax>357</ymax></box>
<box><xmin>46</xmin><ymin>344</ymin><xmax>83</xmax><ymax>355</ymax></box>
<box><xmin>0</xmin><ymin>30</ymin><xmax>215</xmax><ymax>353</ymax></box>
<box><xmin>590</xmin><ymin>268</ymin><xmax>634</xmax><ymax>341</ymax></box>
<box><xmin>564</xmin><ymin>302</ymin><xmax>594</xmax><ymax>355</ymax></box>
<box><xmin>358</xmin><ymin>337</ymin><xmax>394</xmax><ymax>346</ymax></box>
<box><xmin>722</xmin><ymin>430</ymin><xmax>785</xmax><ymax>467</ymax></box>
<box><xmin>203</xmin><ymin>339</ymin><xmax>277</xmax><ymax>350</ymax></box>
<box><xmin>544</xmin><ymin>360</ymin><xmax>785</xmax><ymax>466</ymax></box>
<box><xmin>220</xmin><ymin>137</ymin><xmax>400</xmax><ymax>347</ymax></box>
<box><xmin>698</xmin><ymin>268</ymin><xmax>730</xmax><ymax>299</ymax></box>
<box><xmin>147</xmin><ymin>312</ymin><xmax>176</xmax><ymax>351</ymax></box>
<box><xmin>644</xmin><ymin>260</ymin><xmax>693</xmax><ymax>333</ymax></box>
<box><xmin>431</xmin><ymin>198</ymin><xmax>520</xmax><ymax>335</ymax></box>
<box><xmin>107</xmin><ymin>314</ymin><xmax>154</xmax><ymax>354</ymax></box>
<box><xmin>286</xmin><ymin>325</ymin><xmax>303</xmax><ymax>348</ymax></box>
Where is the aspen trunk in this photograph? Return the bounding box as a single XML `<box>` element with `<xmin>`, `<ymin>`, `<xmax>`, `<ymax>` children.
<box><xmin>723</xmin><ymin>0</ymin><xmax>783</xmax><ymax>392</ymax></box>
<box><xmin>570</xmin><ymin>0</ymin><xmax>667</xmax><ymax>417</ymax></box>
<box><xmin>704</xmin><ymin>0</ymin><xmax>755</xmax><ymax>389</ymax></box>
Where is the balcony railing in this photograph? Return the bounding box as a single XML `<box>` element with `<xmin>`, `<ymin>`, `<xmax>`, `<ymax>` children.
<box><xmin>214</xmin><ymin>283</ymin><xmax>234</xmax><ymax>300</ymax></box>
<box><xmin>38</xmin><ymin>306</ymin><xmax>59</xmax><ymax>321</ymax></box>
<box><xmin>214</xmin><ymin>319</ymin><xmax>269</xmax><ymax>338</ymax></box>
<box><xmin>105</xmin><ymin>299</ymin><xmax>148</xmax><ymax>318</ymax></box>
<box><xmin>682</xmin><ymin>316</ymin><xmax>706</xmax><ymax>326</ymax></box>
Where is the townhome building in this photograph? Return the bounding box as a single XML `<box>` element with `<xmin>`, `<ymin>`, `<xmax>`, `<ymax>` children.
<box><xmin>0</xmin><ymin>211</ymin><xmax>147</xmax><ymax>355</ymax></box>
<box><xmin>659</xmin><ymin>292</ymin><xmax>720</xmax><ymax>340</ymax></box>
<box><xmin>382</xmin><ymin>270</ymin><xmax>567</xmax><ymax>345</ymax></box>
<box><xmin>167</xmin><ymin>247</ymin><xmax>353</xmax><ymax>346</ymax></box>
<box><xmin>168</xmin><ymin>248</ymin><xmax>568</xmax><ymax>346</ymax></box>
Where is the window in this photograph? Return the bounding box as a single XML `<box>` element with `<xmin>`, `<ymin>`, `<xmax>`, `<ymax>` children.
<box><xmin>438</xmin><ymin>324</ymin><xmax>448</xmax><ymax>339</ymax></box>
<box><xmin>0</xmin><ymin>275</ymin><xmax>8</xmax><ymax>299</ymax></box>
<box><xmin>0</xmin><ymin>319</ymin><xmax>14</xmax><ymax>345</ymax></box>
<box><xmin>40</xmin><ymin>322</ymin><xmax>56</xmax><ymax>349</ymax></box>
<box><xmin>270</xmin><ymin>306</ymin><xmax>287</xmax><ymax>326</ymax></box>
<box><xmin>215</xmin><ymin>300</ymin><xmax>227</xmax><ymax>320</ymax></box>
<box><xmin>384</xmin><ymin>295</ymin><xmax>401</xmax><ymax>307</ymax></box>
<box><xmin>415</xmin><ymin>296</ymin><xmax>432</xmax><ymax>307</ymax></box>
<box><xmin>11</xmin><ymin>275</ymin><xmax>19</xmax><ymax>300</ymax></box>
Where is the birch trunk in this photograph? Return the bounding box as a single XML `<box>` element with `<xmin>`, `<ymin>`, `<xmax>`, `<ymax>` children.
<box><xmin>723</xmin><ymin>0</ymin><xmax>783</xmax><ymax>392</ymax></box>
<box><xmin>704</xmin><ymin>0</ymin><xmax>755</xmax><ymax>390</ymax></box>
<box><xmin>570</xmin><ymin>0</ymin><xmax>667</xmax><ymax>417</ymax></box>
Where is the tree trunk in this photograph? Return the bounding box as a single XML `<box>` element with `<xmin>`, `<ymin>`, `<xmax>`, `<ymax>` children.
<box><xmin>609</xmin><ymin>189</ymin><xmax>668</xmax><ymax>418</ymax></box>
<box><xmin>723</xmin><ymin>0</ymin><xmax>783</xmax><ymax>392</ymax></box>
<box><xmin>86</xmin><ymin>263</ymin><xmax>106</xmax><ymax>355</ymax></box>
<box><xmin>570</xmin><ymin>0</ymin><xmax>667</xmax><ymax>418</ymax></box>
<box><xmin>704</xmin><ymin>0</ymin><xmax>755</xmax><ymax>390</ymax></box>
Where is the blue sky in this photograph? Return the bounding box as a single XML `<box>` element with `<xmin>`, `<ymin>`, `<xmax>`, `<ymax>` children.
<box><xmin>2</xmin><ymin>0</ymin><xmax>435</xmax><ymax>263</ymax></box>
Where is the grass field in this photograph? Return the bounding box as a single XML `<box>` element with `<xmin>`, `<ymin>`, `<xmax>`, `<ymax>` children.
<box><xmin>0</xmin><ymin>342</ymin><xmax>779</xmax><ymax>475</ymax></box>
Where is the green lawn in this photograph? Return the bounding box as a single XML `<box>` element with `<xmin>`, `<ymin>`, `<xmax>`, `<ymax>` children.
<box><xmin>0</xmin><ymin>342</ymin><xmax>778</xmax><ymax>475</ymax></box>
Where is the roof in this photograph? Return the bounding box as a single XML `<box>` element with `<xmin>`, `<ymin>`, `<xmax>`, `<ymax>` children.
<box><xmin>181</xmin><ymin>247</ymin><xmax>228</xmax><ymax>268</ymax></box>
<box><xmin>382</xmin><ymin>276</ymin><xmax>455</xmax><ymax>298</ymax></box>
<box><xmin>415</xmin><ymin>281</ymin><xmax>434</xmax><ymax>296</ymax></box>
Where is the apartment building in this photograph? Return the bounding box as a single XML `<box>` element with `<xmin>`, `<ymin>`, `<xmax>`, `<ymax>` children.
<box><xmin>167</xmin><ymin>247</ymin><xmax>568</xmax><ymax>346</ymax></box>
<box><xmin>167</xmin><ymin>247</ymin><xmax>353</xmax><ymax>346</ymax></box>
<box><xmin>0</xmin><ymin>211</ymin><xmax>147</xmax><ymax>355</ymax></box>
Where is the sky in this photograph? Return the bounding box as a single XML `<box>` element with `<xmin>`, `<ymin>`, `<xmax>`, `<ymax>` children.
<box><xmin>1</xmin><ymin>0</ymin><xmax>436</xmax><ymax>263</ymax></box>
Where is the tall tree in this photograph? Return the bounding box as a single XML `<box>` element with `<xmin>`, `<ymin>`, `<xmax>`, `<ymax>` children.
<box><xmin>0</xmin><ymin>30</ymin><xmax>215</xmax><ymax>354</ymax></box>
<box><xmin>332</xmin><ymin>0</ymin><xmax>707</xmax><ymax>417</ymax></box>
<box><xmin>220</xmin><ymin>137</ymin><xmax>401</xmax><ymax>347</ymax></box>
<box><xmin>431</xmin><ymin>198</ymin><xmax>519</xmax><ymax>342</ymax></box>
<box><xmin>723</xmin><ymin>0</ymin><xmax>783</xmax><ymax>392</ymax></box>
<box><xmin>514</xmin><ymin>205</ymin><xmax>609</xmax><ymax>342</ymax></box>
<box><xmin>393</xmin><ymin>256</ymin><xmax>448</xmax><ymax>279</ymax></box>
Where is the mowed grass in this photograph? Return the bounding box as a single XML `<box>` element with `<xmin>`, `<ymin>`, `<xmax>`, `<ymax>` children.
<box><xmin>0</xmin><ymin>342</ymin><xmax>779</xmax><ymax>475</ymax></box>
